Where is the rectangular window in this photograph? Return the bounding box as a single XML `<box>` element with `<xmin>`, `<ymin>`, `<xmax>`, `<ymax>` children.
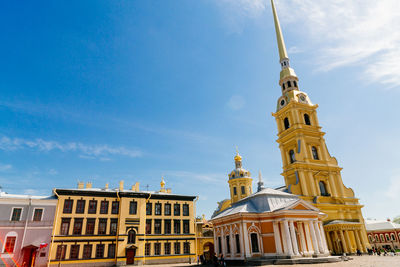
<box><xmin>73</xmin><ymin>218</ymin><xmax>83</xmax><ymax>235</ymax></box>
<box><xmin>183</xmin><ymin>204</ymin><xmax>189</xmax><ymax>216</ymax></box>
<box><xmin>174</xmin><ymin>242</ymin><xmax>180</xmax><ymax>254</ymax></box>
<box><xmin>218</xmin><ymin>237</ymin><xmax>222</xmax><ymax>255</ymax></box>
<box><xmin>108</xmin><ymin>244</ymin><xmax>116</xmax><ymax>258</ymax></box>
<box><xmin>183</xmin><ymin>242</ymin><xmax>190</xmax><ymax>254</ymax></box>
<box><xmin>56</xmin><ymin>245</ymin><xmax>67</xmax><ymax>260</ymax></box>
<box><xmin>146</xmin><ymin>219</ymin><xmax>152</xmax><ymax>235</ymax></box>
<box><xmin>145</xmin><ymin>243</ymin><xmax>151</xmax><ymax>256</ymax></box>
<box><xmin>83</xmin><ymin>245</ymin><xmax>92</xmax><ymax>259</ymax></box>
<box><xmin>60</xmin><ymin>218</ymin><xmax>71</xmax><ymax>235</ymax></box>
<box><xmin>183</xmin><ymin>220</ymin><xmax>190</xmax><ymax>234</ymax></box>
<box><xmin>241</xmin><ymin>186</ymin><xmax>245</xmax><ymax>194</ymax></box>
<box><xmin>164</xmin><ymin>243</ymin><xmax>171</xmax><ymax>255</ymax></box>
<box><xmin>164</xmin><ymin>220</ymin><xmax>171</xmax><ymax>234</ymax></box>
<box><xmin>100</xmin><ymin>201</ymin><xmax>109</xmax><ymax>214</ymax></box>
<box><xmin>76</xmin><ymin>200</ymin><xmax>85</xmax><ymax>214</ymax></box>
<box><xmin>154</xmin><ymin>243</ymin><xmax>161</xmax><ymax>255</ymax></box>
<box><xmin>70</xmin><ymin>245</ymin><xmax>80</xmax><ymax>259</ymax></box>
<box><xmin>110</xmin><ymin>219</ymin><xmax>118</xmax><ymax>235</ymax></box>
<box><xmin>174</xmin><ymin>204</ymin><xmax>180</xmax><ymax>216</ymax></box>
<box><xmin>10</xmin><ymin>208</ymin><xmax>22</xmax><ymax>221</ymax></box>
<box><xmin>111</xmin><ymin>201</ymin><xmax>119</xmax><ymax>214</ymax></box>
<box><xmin>154</xmin><ymin>220</ymin><xmax>162</xmax><ymax>234</ymax></box>
<box><xmin>235</xmin><ymin>234</ymin><xmax>241</xmax><ymax>253</ymax></box>
<box><xmin>164</xmin><ymin>203</ymin><xmax>171</xmax><ymax>215</ymax></box>
<box><xmin>63</xmin><ymin>199</ymin><xmax>73</xmax><ymax>214</ymax></box>
<box><xmin>226</xmin><ymin>236</ymin><xmax>231</xmax><ymax>253</ymax></box>
<box><xmin>250</xmin><ymin>233</ymin><xmax>259</xmax><ymax>253</ymax></box>
<box><xmin>174</xmin><ymin>220</ymin><xmax>181</xmax><ymax>234</ymax></box>
<box><xmin>98</xmin><ymin>219</ymin><xmax>107</xmax><ymax>235</ymax></box>
<box><xmin>86</xmin><ymin>218</ymin><xmax>95</xmax><ymax>235</ymax></box>
<box><xmin>88</xmin><ymin>200</ymin><xmax>97</xmax><ymax>214</ymax></box>
<box><xmin>129</xmin><ymin>201</ymin><xmax>137</xmax><ymax>215</ymax></box>
<box><xmin>146</xmin><ymin>203</ymin><xmax>152</xmax><ymax>215</ymax></box>
<box><xmin>32</xmin><ymin>208</ymin><xmax>43</xmax><ymax>221</ymax></box>
<box><xmin>4</xmin><ymin>237</ymin><xmax>16</xmax><ymax>253</ymax></box>
<box><xmin>233</xmin><ymin>187</ymin><xmax>237</xmax><ymax>195</ymax></box>
<box><xmin>96</xmin><ymin>244</ymin><xmax>105</xmax><ymax>258</ymax></box>
<box><xmin>155</xmin><ymin>203</ymin><xmax>162</xmax><ymax>215</ymax></box>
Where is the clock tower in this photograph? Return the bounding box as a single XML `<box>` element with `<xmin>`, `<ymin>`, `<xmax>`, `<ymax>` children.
<box><xmin>270</xmin><ymin>0</ymin><xmax>369</xmax><ymax>255</ymax></box>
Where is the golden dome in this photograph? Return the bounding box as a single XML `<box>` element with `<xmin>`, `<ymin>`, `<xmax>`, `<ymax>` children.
<box><xmin>234</xmin><ymin>153</ymin><xmax>242</xmax><ymax>161</ymax></box>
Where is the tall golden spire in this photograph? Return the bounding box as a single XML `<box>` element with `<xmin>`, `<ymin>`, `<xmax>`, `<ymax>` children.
<box><xmin>271</xmin><ymin>0</ymin><xmax>288</xmax><ymax>62</ymax></box>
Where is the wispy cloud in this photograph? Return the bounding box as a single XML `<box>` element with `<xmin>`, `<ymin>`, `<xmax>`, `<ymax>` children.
<box><xmin>215</xmin><ymin>0</ymin><xmax>266</xmax><ymax>33</ymax></box>
<box><xmin>226</xmin><ymin>95</ymin><xmax>246</xmax><ymax>111</ymax></box>
<box><xmin>0</xmin><ymin>135</ymin><xmax>142</xmax><ymax>159</ymax></box>
<box><xmin>0</xmin><ymin>163</ymin><xmax>12</xmax><ymax>172</ymax></box>
<box><xmin>165</xmin><ymin>170</ymin><xmax>226</xmax><ymax>184</ymax></box>
<box><xmin>216</xmin><ymin>0</ymin><xmax>400</xmax><ymax>87</ymax></box>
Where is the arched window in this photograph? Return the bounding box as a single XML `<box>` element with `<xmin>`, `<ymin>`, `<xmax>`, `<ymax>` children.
<box><xmin>287</xmin><ymin>81</ymin><xmax>291</xmax><ymax>88</ymax></box>
<box><xmin>293</xmin><ymin>81</ymin><xmax>297</xmax><ymax>87</ymax></box>
<box><xmin>368</xmin><ymin>235</ymin><xmax>373</xmax><ymax>243</ymax></box>
<box><xmin>304</xmin><ymin>114</ymin><xmax>311</xmax><ymax>125</ymax></box>
<box><xmin>319</xmin><ymin>181</ymin><xmax>328</xmax><ymax>196</ymax></box>
<box><xmin>289</xmin><ymin>150</ymin><xmax>296</xmax><ymax>163</ymax></box>
<box><xmin>380</xmin><ymin>234</ymin><xmax>384</xmax><ymax>242</ymax></box>
<box><xmin>385</xmin><ymin>234</ymin><xmax>390</xmax><ymax>242</ymax></box>
<box><xmin>312</xmin><ymin>146</ymin><xmax>319</xmax><ymax>160</ymax></box>
<box><xmin>128</xmin><ymin>229</ymin><xmax>136</xmax><ymax>244</ymax></box>
<box><xmin>250</xmin><ymin>233</ymin><xmax>259</xmax><ymax>253</ymax></box>
<box><xmin>391</xmin><ymin>233</ymin><xmax>396</xmax><ymax>241</ymax></box>
<box><xmin>284</xmin><ymin>118</ymin><xmax>290</xmax><ymax>130</ymax></box>
<box><xmin>375</xmin><ymin>234</ymin><xmax>379</xmax><ymax>242</ymax></box>
<box><xmin>282</xmin><ymin>83</ymin><xmax>286</xmax><ymax>90</ymax></box>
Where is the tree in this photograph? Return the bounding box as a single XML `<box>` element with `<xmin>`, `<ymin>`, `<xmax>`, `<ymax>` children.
<box><xmin>394</xmin><ymin>216</ymin><xmax>400</xmax><ymax>224</ymax></box>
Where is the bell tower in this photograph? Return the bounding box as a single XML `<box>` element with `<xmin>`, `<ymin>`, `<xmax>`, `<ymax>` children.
<box><xmin>228</xmin><ymin>151</ymin><xmax>253</xmax><ymax>204</ymax></box>
<box><xmin>269</xmin><ymin>0</ymin><xmax>369</xmax><ymax>254</ymax></box>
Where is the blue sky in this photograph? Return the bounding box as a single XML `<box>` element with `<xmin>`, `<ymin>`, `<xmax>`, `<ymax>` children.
<box><xmin>0</xmin><ymin>0</ymin><xmax>399</xmax><ymax>220</ymax></box>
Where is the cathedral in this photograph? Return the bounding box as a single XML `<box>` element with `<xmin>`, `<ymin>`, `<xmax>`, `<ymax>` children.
<box><xmin>211</xmin><ymin>0</ymin><xmax>369</xmax><ymax>257</ymax></box>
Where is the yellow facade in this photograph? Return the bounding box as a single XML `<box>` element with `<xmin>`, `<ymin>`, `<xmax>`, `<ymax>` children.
<box><xmin>269</xmin><ymin>0</ymin><xmax>369</xmax><ymax>255</ymax></box>
<box><xmin>195</xmin><ymin>215</ymin><xmax>214</xmax><ymax>263</ymax></box>
<box><xmin>49</xmin><ymin>181</ymin><xmax>196</xmax><ymax>266</ymax></box>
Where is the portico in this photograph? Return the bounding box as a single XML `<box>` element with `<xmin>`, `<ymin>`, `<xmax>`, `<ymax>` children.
<box><xmin>324</xmin><ymin>221</ymin><xmax>367</xmax><ymax>255</ymax></box>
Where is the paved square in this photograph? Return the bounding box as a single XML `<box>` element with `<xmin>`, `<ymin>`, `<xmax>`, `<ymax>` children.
<box><xmin>277</xmin><ymin>256</ymin><xmax>400</xmax><ymax>267</ymax></box>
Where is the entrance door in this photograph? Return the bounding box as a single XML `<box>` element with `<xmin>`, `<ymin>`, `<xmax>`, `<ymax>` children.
<box><xmin>22</xmin><ymin>247</ymin><xmax>37</xmax><ymax>267</ymax></box>
<box><xmin>126</xmin><ymin>248</ymin><xmax>136</xmax><ymax>265</ymax></box>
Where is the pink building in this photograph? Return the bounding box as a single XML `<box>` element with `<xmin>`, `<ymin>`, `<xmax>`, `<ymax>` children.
<box><xmin>0</xmin><ymin>192</ymin><xmax>57</xmax><ymax>267</ymax></box>
<box><xmin>366</xmin><ymin>219</ymin><xmax>400</xmax><ymax>251</ymax></box>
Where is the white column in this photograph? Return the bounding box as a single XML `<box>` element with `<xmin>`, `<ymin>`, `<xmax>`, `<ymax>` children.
<box><xmin>280</xmin><ymin>222</ymin><xmax>289</xmax><ymax>255</ymax></box>
<box><xmin>298</xmin><ymin>222</ymin><xmax>308</xmax><ymax>256</ymax></box>
<box><xmin>242</xmin><ymin>222</ymin><xmax>251</xmax><ymax>257</ymax></box>
<box><xmin>289</xmin><ymin>221</ymin><xmax>300</xmax><ymax>256</ymax></box>
<box><xmin>304</xmin><ymin>221</ymin><xmax>314</xmax><ymax>255</ymax></box>
<box><xmin>313</xmin><ymin>221</ymin><xmax>325</xmax><ymax>254</ymax></box>
<box><xmin>239</xmin><ymin>223</ymin><xmax>244</xmax><ymax>258</ymax></box>
<box><xmin>318</xmin><ymin>221</ymin><xmax>329</xmax><ymax>254</ymax></box>
<box><xmin>230</xmin><ymin>225</ymin><xmax>234</xmax><ymax>257</ymax></box>
<box><xmin>273</xmin><ymin>221</ymin><xmax>283</xmax><ymax>255</ymax></box>
<box><xmin>214</xmin><ymin>228</ymin><xmax>219</xmax><ymax>255</ymax></box>
<box><xmin>308</xmin><ymin>221</ymin><xmax>320</xmax><ymax>255</ymax></box>
<box><xmin>282</xmin><ymin>220</ymin><xmax>294</xmax><ymax>256</ymax></box>
<box><xmin>221</xmin><ymin>228</ymin><xmax>226</xmax><ymax>256</ymax></box>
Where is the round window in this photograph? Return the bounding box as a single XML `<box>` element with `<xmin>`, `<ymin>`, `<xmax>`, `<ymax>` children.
<box><xmin>280</xmin><ymin>99</ymin><xmax>285</xmax><ymax>106</ymax></box>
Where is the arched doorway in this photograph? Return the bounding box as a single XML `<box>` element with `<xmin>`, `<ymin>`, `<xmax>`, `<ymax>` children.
<box><xmin>203</xmin><ymin>242</ymin><xmax>214</xmax><ymax>262</ymax></box>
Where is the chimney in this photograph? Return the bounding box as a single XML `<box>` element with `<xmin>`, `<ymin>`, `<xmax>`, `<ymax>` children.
<box><xmin>135</xmin><ymin>182</ymin><xmax>140</xmax><ymax>192</ymax></box>
<box><xmin>166</xmin><ymin>188</ymin><xmax>172</xmax><ymax>193</ymax></box>
<box><xmin>77</xmin><ymin>182</ymin><xmax>84</xmax><ymax>189</ymax></box>
<box><xmin>86</xmin><ymin>182</ymin><xmax>92</xmax><ymax>189</ymax></box>
<box><xmin>119</xmin><ymin>180</ymin><xmax>124</xmax><ymax>191</ymax></box>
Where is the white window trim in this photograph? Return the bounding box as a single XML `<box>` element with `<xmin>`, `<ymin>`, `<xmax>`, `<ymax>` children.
<box><xmin>2</xmin><ymin>231</ymin><xmax>18</xmax><ymax>254</ymax></box>
<box><xmin>32</xmin><ymin>207</ymin><xmax>45</xmax><ymax>222</ymax></box>
<box><xmin>9</xmin><ymin>207</ymin><xmax>23</xmax><ymax>221</ymax></box>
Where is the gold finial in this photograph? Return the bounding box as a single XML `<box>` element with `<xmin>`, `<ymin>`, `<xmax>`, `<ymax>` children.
<box><xmin>234</xmin><ymin>146</ymin><xmax>242</xmax><ymax>161</ymax></box>
<box><xmin>271</xmin><ymin>0</ymin><xmax>288</xmax><ymax>62</ymax></box>
<box><xmin>160</xmin><ymin>176</ymin><xmax>165</xmax><ymax>187</ymax></box>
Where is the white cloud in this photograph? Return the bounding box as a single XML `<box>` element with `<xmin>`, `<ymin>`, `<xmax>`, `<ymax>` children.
<box><xmin>226</xmin><ymin>95</ymin><xmax>246</xmax><ymax>111</ymax></box>
<box><xmin>385</xmin><ymin>176</ymin><xmax>400</xmax><ymax>201</ymax></box>
<box><xmin>216</xmin><ymin>0</ymin><xmax>266</xmax><ymax>33</ymax></box>
<box><xmin>0</xmin><ymin>164</ymin><xmax>12</xmax><ymax>172</ymax></box>
<box><xmin>0</xmin><ymin>135</ymin><xmax>142</xmax><ymax>159</ymax></box>
<box><xmin>216</xmin><ymin>0</ymin><xmax>400</xmax><ymax>87</ymax></box>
